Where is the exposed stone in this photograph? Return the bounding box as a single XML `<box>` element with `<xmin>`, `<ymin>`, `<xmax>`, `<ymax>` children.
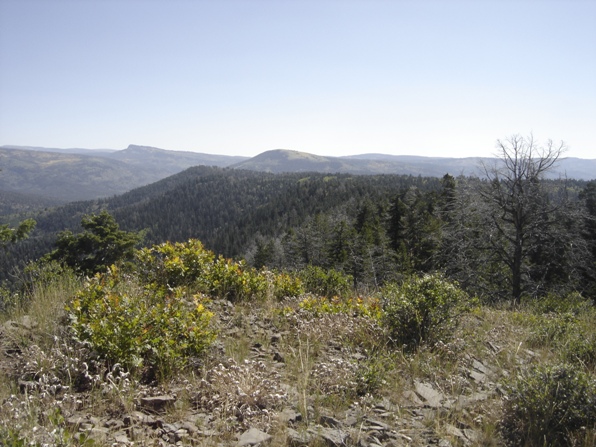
<box><xmin>307</xmin><ymin>425</ymin><xmax>349</xmax><ymax>447</ymax></box>
<box><xmin>238</xmin><ymin>427</ymin><xmax>272</xmax><ymax>446</ymax></box>
<box><xmin>139</xmin><ymin>395</ymin><xmax>176</xmax><ymax>413</ymax></box>
<box><xmin>320</xmin><ymin>415</ymin><xmax>342</xmax><ymax>428</ymax></box>
<box><xmin>287</xmin><ymin>428</ymin><xmax>313</xmax><ymax>446</ymax></box>
<box><xmin>273</xmin><ymin>350</ymin><xmax>285</xmax><ymax>363</ymax></box>
<box><xmin>402</xmin><ymin>390</ymin><xmax>425</xmax><ymax>407</ymax></box>
<box><xmin>445</xmin><ymin>424</ymin><xmax>465</xmax><ymax>440</ymax></box>
<box><xmin>414</xmin><ymin>381</ymin><xmax>445</xmax><ymax>408</ymax></box>
<box><xmin>279</xmin><ymin>407</ymin><xmax>302</xmax><ymax>424</ymax></box>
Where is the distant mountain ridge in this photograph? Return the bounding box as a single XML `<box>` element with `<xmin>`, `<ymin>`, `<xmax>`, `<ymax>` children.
<box><xmin>1</xmin><ymin>145</ymin><xmax>594</xmax><ymax>215</ymax></box>
<box><xmin>230</xmin><ymin>149</ymin><xmax>595</xmax><ymax>180</ymax></box>
<box><xmin>0</xmin><ymin>145</ymin><xmax>247</xmax><ymax>208</ymax></box>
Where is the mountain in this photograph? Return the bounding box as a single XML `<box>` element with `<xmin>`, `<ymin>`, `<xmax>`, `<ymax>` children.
<box><xmin>0</xmin><ymin>145</ymin><xmax>248</xmax><ymax>205</ymax></box>
<box><xmin>231</xmin><ymin>149</ymin><xmax>596</xmax><ymax>180</ymax></box>
<box><xmin>2</xmin><ymin>145</ymin><xmax>593</xmax><ymax>213</ymax></box>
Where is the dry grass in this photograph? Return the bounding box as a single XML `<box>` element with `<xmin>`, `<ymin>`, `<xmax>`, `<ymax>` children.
<box><xmin>1</xmin><ymin>272</ymin><xmax>595</xmax><ymax>446</ymax></box>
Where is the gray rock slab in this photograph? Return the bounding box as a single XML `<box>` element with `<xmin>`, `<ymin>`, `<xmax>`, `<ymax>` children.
<box><xmin>238</xmin><ymin>427</ymin><xmax>272</xmax><ymax>446</ymax></box>
<box><xmin>307</xmin><ymin>425</ymin><xmax>349</xmax><ymax>447</ymax></box>
<box><xmin>287</xmin><ymin>428</ymin><xmax>313</xmax><ymax>446</ymax></box>
<box><xmin>414</xmin><ymin>381</ymin><xmax>445</xmax><ymax>408</ymax></box>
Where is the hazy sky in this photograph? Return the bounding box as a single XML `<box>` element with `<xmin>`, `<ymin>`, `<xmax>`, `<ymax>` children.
<box><xmin>1</xmin><ymin>0</ymin><xmax>595</xmax><ymax>159</ymax></box>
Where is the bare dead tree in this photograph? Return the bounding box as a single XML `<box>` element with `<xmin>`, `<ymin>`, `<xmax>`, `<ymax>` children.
<box><xmin>479</xmin><ymin>134</ymin><xmax>567</xmax><ymax>304</ymax></box>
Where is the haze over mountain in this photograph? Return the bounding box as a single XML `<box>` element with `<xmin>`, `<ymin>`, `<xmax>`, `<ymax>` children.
<box><xmin>0</xmin><ymin>145</ymin><xmax>247</xmax><ymax>205</ymax></box>
<box><xmin>1</xmin><ymin>145</ymin><xmax>594</xmax><ymax>215</ymax></box>
<box><xmin>230</xmin><ymin>149</ymin><xmax>595</xmax><ymax>180</ymax></box>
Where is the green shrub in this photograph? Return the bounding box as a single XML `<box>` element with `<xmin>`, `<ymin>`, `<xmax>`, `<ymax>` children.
<box><xmin>298</xmin><ymin>294</ymin><xmax>382</xmax><ymax>319</ymax></box>
<box><xmin>298</xmin><ymin>265</ymin><xmax>353</xmax><ymax>298</ymax></box>
<box><xmin>67</xmin><ymin>265</ymin><xmax>215</xmax><ymax>379</ymax></box>
<box><xmin>135</xmin><ymin>239</ymin><xmax>215</xmax><ymax>291</ymax></box>
<box><xmin>208</xmin><ymin>256</ymin><xmax>267</xmax><ymax>301</ymax></box>
<box><xmin>135</xmin><ymin>239</ymin><xmax>267</xmax><ymax>301</ymax></box>
<box><xmin>271</xmin><ymin>271</ymin><xmax>304</xmax><ymax>300</ymax></box>
<box><xmin>525</xmin><ymin>312</ymin><xmax>578</xmax><ymax>348</ymax></box>
<box><xmin>524</xmin><ymin>291</ymin><xmax>593</xmax><ymax>316</ymax></box>
<box><xmin>500</xmin><ymin>364</ymin><xmax>596</xmax><ymax>446</ymax></box>
<box><xmin>381</xmin><ymin>273</ymin><xmax>475</xmax><ymax>350</ymax></box>
<box><xmin>563</xmin><ymin>334</ymin><xmax>596</xmax><ymax>369</ymax></box>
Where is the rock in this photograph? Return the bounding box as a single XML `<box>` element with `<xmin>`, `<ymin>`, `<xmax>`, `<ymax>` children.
<box><xmin>18</xmin><ymin>380</ymin><xmax>38</xmax><ymax>393</ymax></box>
<box><xmin>139</xmin><ymin>395</ymin><xmax>176</xmax><ymax>413</ymax></box>
<box><xmin>124</xmin><ymin>411</ymin><xmax>161</xmax><ymax>428</ymax></box>
<box><xmin>287</xmin><ymin>428</ymin><xmax>313</xmax><ymax>446</ymax></box>
<box><xmin>238</xmin><ymin>427</ymin><xmax>271</xmax><ymax>446</ymax></box>
<box><xmin>402</xmin><ymin>390</ymin><xmax>425</xmax><ymax>407</ymax></box>
<box><xmin>414</xmin><ymin>381</ymin><xmax>445</xmax><ymax>408</ymax></box>
<box><xmin>320</xmin><ymin>415</ymin><xmax>342</xmax><ymax>428</ymax></box>
<box><xmin>279</xmin><ymin>407</ymin><xmax>302</xmax><ymax>424</ymax></box>
<box><xmin>307</xmin><ymin>426</ymin><xmax>349</xmax><ymax>447</ymax></box>
<box><xmin>112</xmin><ymin>431</ymin><xmax>131</xmax><ymax>445</ymax></box>
<box><xmin>445</xmin><ymin>424</ymin><xmax>465</xmax><ymax>440</ymax></box>
<box><xmin>273</xmin><ymin>351</ymin><xmax>285</xmax><ymax>363</ymax></box>
<box><xmin>271</xmin><ymin>333</ymin><xmax>282</xmax><ymax>344</ymax></box>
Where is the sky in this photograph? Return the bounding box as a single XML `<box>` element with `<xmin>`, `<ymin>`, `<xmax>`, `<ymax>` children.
<box><xmin>1</xmin><ymin>0</ymin><xmax>595</xmax><ymax>159</ymax></box>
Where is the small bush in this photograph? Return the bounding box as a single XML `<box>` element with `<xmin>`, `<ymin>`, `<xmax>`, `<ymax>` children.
<box><xmin>270</xmin><ymin>271</ymin><xmax>304</xmax><ymax>300</ymax></box>
<box><xmin>208</xmin><ymin>256</ymin><xmax>267</xmax><ymax>301</ymax></box>
<box><xmin>563</xmin><ymin>334</ymin><xmax>596</xmax><ymax>369</ymax></box>
<box><xmin>525</xmin><ymin>312</ymin><xmax>578</xmax><ymax>348</ymax></box>
<box><xmin>135</xmin><ymin>240</ymin><xmax>267</xmax><ymax>301</ymax></box>
<box><xmin>500</xmin><ymin>364</ymin><xmax>596</xmax><ymax>446</ymax></box>
<box><xmin>381</xmin><ymin>273</ymin><xmax>475</xmax><ymax>350</ymax></box>
<box><xmin>524</xmin><ymin>291</ymin><xmax>593</xmax><ymax>316</ymax></box>
<box><xmin>67</xmin><ymin>266</ymin><xmax>215</xmax><ymax>379</ymax></box>
<box><xmin>298</xmin><ymin>294</ymin><xmax>381</xmax><ymax>319</ymax></box>
<box><xmin>297</xmin><ymin>265</ymin><xmax>353</xmax><ymax>298</ymax></box>
<box><xmin>135</xmin><ymin>239</ymin><xmax>215</xmax><ymax>291</ymax></box>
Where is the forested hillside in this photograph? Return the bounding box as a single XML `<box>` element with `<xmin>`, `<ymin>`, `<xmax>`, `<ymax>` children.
<box><xmin>2</xmin><ymin>155</ymin><xmax>595</xmax><ymax>303</ymax></box>
<box><xmin>0</xmin><ymin>166</ymin><xmax>442</xmax><ymax>283</ymax></box>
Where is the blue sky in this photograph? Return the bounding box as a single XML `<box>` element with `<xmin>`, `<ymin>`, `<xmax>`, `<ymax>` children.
<box><xmin>1</xmin><ymin>0</ymin><xmax>595</xmax><ymax>159</ymax></box>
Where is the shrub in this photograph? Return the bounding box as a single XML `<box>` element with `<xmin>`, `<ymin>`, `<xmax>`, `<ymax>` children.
<box><xmin>563</xmin><ymin>333</ymin><xmax>596</xmax><ymax>369</ymax></box>
<box><xmin>298</xmin><ymin>294</ymin><xmax>382</xmax><ymax>319</ymax></box>
<box><xmin>270</xmin><ymin>271</ymin><xmax>304</xmax><ymax>300</ymax></box>
<box><xmin>135</xmin><ymin>240</ymin><xmax>267</xmax><ymax>301</ymax></box>
<box><xmin>67</xmin><ymin>266</ymin><xmax>215</xmax><ymax>379</ymax></box>
<box><xmin>500</xmin><ymin>364</ymin><xmax>596</xmax><ymax>446</ymax></box>
<box><xmin>525</xmin><ymin>312</ymin><xmax>578</xmax><ymax>348</ymax></box>
<box><xmin>135</xmin><ymin>239</ymin><xmax>215</xmax><ymax>291</ymax></box>
<box><xmin>208</xmin><ymin>256</ymin><xmax>267</xmax><ymax>301</ymax></box>
<box><xmin>524</xmin><ymin>291</ymin><xmax>593</xmax><ymax>316</ymax></box>
<box><xmin>297</xmin><ymin>265</ymin><xmax>353</xmax><ymax>298</ymax></box>
<box><xmin>381</xmin><ymin>273</ymin><xmax>475</xmax><ymax>350</ymax></box>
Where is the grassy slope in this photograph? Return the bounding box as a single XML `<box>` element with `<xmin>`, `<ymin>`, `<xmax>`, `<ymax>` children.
<box><xmin>1</xmin><ymin>270</ymin><xmax>595</xmax><ymax>447</ymax></box>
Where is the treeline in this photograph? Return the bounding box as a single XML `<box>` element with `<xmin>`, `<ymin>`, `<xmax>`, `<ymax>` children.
<box><xmin>0</xmin><ymin>167</ymin><xmax>441</xmax><ymax>283</ymax></box>
<box><xmin>243</xmin><ymin>175</ymin><xmax>595</xmax><ymax>301</ymax></box>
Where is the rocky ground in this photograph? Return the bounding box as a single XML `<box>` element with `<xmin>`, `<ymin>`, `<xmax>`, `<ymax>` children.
<box><xmin>0</xmin><ymin>298</ymin><xmax>541</xmax><ymax>446</ymax></box>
